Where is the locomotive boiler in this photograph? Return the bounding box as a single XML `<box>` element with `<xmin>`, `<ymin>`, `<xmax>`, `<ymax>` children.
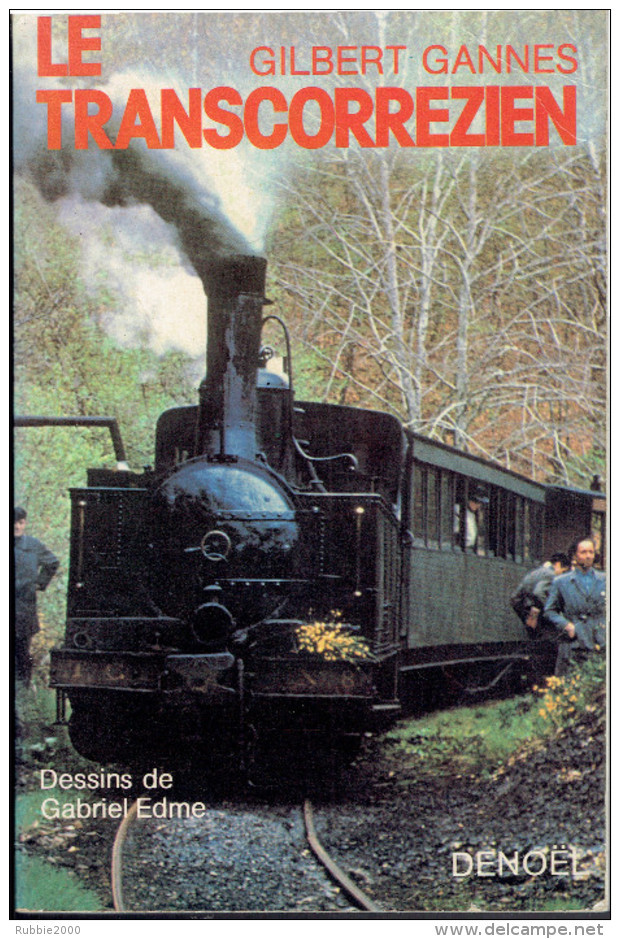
<box><xmin>37</xmin><ymin>254</ymin><xmax>605</xmax><ymax>769</ymax></box>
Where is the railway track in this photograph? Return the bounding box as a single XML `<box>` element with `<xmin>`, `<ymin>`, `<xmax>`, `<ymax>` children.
<box><xmin>111</xmin><ymin>797</ymin><xmax>381</xmax><ymax>913</ymax></box>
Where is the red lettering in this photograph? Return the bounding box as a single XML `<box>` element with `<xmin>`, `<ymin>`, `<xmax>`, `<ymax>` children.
<box><xmin>506</xmin><ymin>45</ymin><xmax>529</xmax><ymax>74</ymax></box>
<box><xmin>160</xmin><ymin>89</ymin><xmax>203</xmax><ymax>148</ymax></box>
<box><xmin>35</xmin><ymin>89</ymin><xmax>72</xmax><ymax>147</ymax></box>
<box><xmin>289</xmin><ymin>88</ymin><xmax>334</xmax><ymax>148</ymax></box>
<box><xmin>416</xmin><ymin>87</ymin><xmax>449</xmax><ymax>147</ymax></box>
<box><xmin>249</xmin><ymin>47</ymin><xmax>275</xmax><ymax>76</ymax></box>
<box><xmin>535</xmin><ymin>86</ymin><xmax>576</xmax><ymax>146</ymax></box>
<box><xmin>485</xmin><ymin>87</ymin><xmax>500</xmax><ymax>146</ymax></box>
<box><xmin>202</xmin><ymin>87</ymin><xmax>244</xmax><ymax>149</ymax></box>
<box><xmin>115</xmin><ymin>90</ymin><xmax>161</xmax><ymax>149</ymax></box>
<box><xmin>360</xmin><ymin>46</ymin><xmax>383</xmax><ymax>75</ymax></box>
<box><xmin>334</xmin><ymin>88</ymin><xmax>375</xmax><ymax>147</ymax></box>
<box><xmin>501</xmin><ymin>86</ymin><xmax>534</xmax><ymax>146</ymax></box>
<box><xmin>37</xmin><ymin>16</ymin><xmax>67</xmax><ymax>76</ymax></box>
<box><xmin>74</xmin><ymin>89</ymin><xmax>113</xmax><ymax>148</ymax></box>
<box><xmin>312</xmin><ymin>47</ymin><xmax>333</xmax><ymax>75</ymax></box>
<box><xmin>386</xmin><ymin>46</ymin><xmax>407</xmax><ymax>74</ymax></box>
<box><xmin>67</xmin><ymin>15</ymin><xmax>101</xmax><ymax>76</ymax></box>
<box><xmin>375</xmin><ymin>88</ymin><xmax>414</xmax><ymax>147</ymax></box>
<box><xmin>290</xmin><ymin>48</ymin><xmax>310</xmax><ymax>76</ymax></box>
<box><xmin>337</xmin><ymin>47</ymin><xmax>359</xmax><ymax>76</ymax></box>
<box><xmin>451</xmin><ymin>45</ymin><xmax>476</xmax><ymax>74</ymax></box>
<box><xmin>450</xmin><ymin>87</ymin><xmax>485</xmax><ymax>147</ymax></box>
<box><xmin>533</xmin><ymin>44</ymin><xmax>555</xmax><ymax>74</ymax></box>
<box><xmin>557</xmin><ymin>43</ymin><xmax>578</xmax><ymax>74</ymax></box>
<box><xmin>478</xmin><ymin>46</ymin><xmax>502</xmax><ymax>73</ymax></box>
<box><xmin>37</xmin><ymin>14</ymin><xmax>101</xmax><ymax>77</ymax></box>
<box><xmin>244</xmin><ymin>87</ymin><xmax>288</xmax><ymax>149</ymax></box>
<box><xmin>422</xmin><ymin>45</ymin><xmax>448</xmax><ymax>74</ymax></box>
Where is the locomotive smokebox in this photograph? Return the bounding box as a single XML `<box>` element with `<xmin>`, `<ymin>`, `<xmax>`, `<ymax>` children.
<box><xmin>196</xmin><ymin>255</ymin><xmax>268</xmax><ymax>459</ymax></box>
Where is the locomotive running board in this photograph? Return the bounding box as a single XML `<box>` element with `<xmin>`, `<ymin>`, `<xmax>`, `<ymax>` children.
<box><xmin>371</xmin><ymin>702</ymin><xmax>401</xmax><ymax>713</ymax></box>
<box><xmin>398</xmin><ymin>652</ymin><xmax>530</xmax><ymax>672</ymax></box>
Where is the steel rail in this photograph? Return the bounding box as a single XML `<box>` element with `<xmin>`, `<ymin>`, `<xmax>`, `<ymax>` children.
<box><xmin>111</xmin><ymin>796</ymin><xmax>380</xmax><ymax>912</ymax></box>
<box><xmin>303</xmin><ymin>798</ymin><xmax>382</xmax><ymax>913</ymax></box>
<box><xmin>111</xmin><ymin>799</ymin><xmax>139</xmax><ymax>912</ymax></box>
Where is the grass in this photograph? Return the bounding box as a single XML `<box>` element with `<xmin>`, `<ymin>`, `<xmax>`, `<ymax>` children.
<box><xmin>15</xmin><ymin>788</ymin><xmax>109</xmax><ymax>914</ymax></box>
<box><xmin>385</xmin><ymin>694</ymin><xmax>540</xmax><ymax>779</ymax></box>
<box><xmin>14</xmin><ymin>676</ymin><xmax>110</xmax><ymax>914</ymax></box>
<box><xmin>14</xmin><ymin>853</ymin><xmax>104</xmax><ymax>913</ymax></box>
<box><xmin>385</xmin><ymin>654</ymin><xmax>606</xmax><ymax>780</ymax></box>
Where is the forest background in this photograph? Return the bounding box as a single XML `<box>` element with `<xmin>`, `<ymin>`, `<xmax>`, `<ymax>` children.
<box><xmin>13</xmin><ymin>9</ymin><xmax>607</xmax><ymax>644</ymax></box>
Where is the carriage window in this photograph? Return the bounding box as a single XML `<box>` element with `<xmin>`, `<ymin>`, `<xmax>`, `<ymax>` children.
<box><xmin>453</xmin><ymin>477</ymin><xmax>466</xmax><ymax>549</ymax></box>
<box><xmin>474</xmin><ymin>486</ymin><xmax>488</xmax><ymax>557</ymax></box>
<box><xmin>440</xmin><ymin>471</ymin><xmax>455</xmax><ymax>549</ymax></box>
<box><xmin>452</xmin><ymin>478</ymin><xmax>489</xmax><ymax>554</ymax></box>
<box><xmin>514</xmin><ymin>496</ymin><xmax>524</xmax><ymax>562</ymax></box>
<box><xmin>591</xmin><ymin>509</ymin><xmax>605</xmax><ymax>568</ymax></box>
<box><xmin>505</xmin><ymin>492</ymin><xmax>516</xmax><ymax>560</ymax></box>
<box><xmin>412</xmin><ymin>464</ymin><xmax>457</xmax><ymax>549</ymax></box>
<box><xmin>524</xmin><ymin>501</ymin><xmax>532</xmax><ymax>561</ymax></box>
<box><xmin>410</xmin><ymin>464</ymin><xmax>542</xmax><ymax>561</ymax></box>
<box><xmin>529</xmin><ymin>502</ymin><xmax>543</xmax><ymax>561</ymax></box>
<box><xmin>487</xmin><ymin>488</ymin><xmax>498</xmax><ymax>557</ymax></box>
<box><xmin>492</xmin><ymin>489</ymin><xmax>505</xmax><ymax>558</ymax></box>
<box><xmin>427</xmin><ymin>468</ymin><xmax>440</xmax><ymax>546</ymax></box>
<box><xmin>413</xmin><ymin>463</ymin><xmax>426</xmax><ymax>542</ymax></box>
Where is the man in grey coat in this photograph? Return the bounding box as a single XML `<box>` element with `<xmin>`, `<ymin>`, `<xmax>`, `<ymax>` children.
<box><xmin>544</xmin><ymin>537</ymin><xmax>606</xmax><ymax>676</ymax></box>
<box><xmin>510</xmin><ymin>552</ymin><xmax>571</xmax><ymax>633</ymax></box>
<box><xmin>14</xmin><ymin>507</ymin><xmax>59</xmax><ymax>685</ymax></box>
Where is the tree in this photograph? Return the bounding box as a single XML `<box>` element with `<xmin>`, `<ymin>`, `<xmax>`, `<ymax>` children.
<box><xmin>270</xmin><ymin>142</ymin><xmax>606</xmax><ymax>486</ymax></box>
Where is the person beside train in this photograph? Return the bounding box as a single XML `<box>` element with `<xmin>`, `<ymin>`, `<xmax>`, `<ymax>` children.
<box><xmin>543</xmin><ymin>537</ymin><xmax>606</xmax><ymax>676</ymax></box>
<box><xmin>14</xmin><ymin>506</ymin><xmax>59</xmax><ymax>686</ymax></box>
<box><xmin>510</xmin><ymin>552</ymin><xmax>571</xmax><ymax>635</ymax></box>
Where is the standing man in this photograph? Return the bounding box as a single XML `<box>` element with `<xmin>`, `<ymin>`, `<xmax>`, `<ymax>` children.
<box><xmin>14</xmin><ymin>507</ymin><xmax>59</xmax><ymax>686</ymax></box>
<box><xmin>544</xmin><ymin>537</ymin><xmax>606</xmax><ymax>676</ymax></box>
<box><xmin>510</xmin><ymin>552</ymin><xmax>571</xmax><ymax>633</ymax></box>
<box><xmin>454</xmin><ymin>486</ymin><xmax>489</xmax><ymax>552</ymax></box>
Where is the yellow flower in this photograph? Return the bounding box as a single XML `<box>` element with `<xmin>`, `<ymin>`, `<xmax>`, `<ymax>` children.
<box><xmin>295</xmin><ymin>620</ymin><xmax>372</xmax><ymax>662</ymax></box>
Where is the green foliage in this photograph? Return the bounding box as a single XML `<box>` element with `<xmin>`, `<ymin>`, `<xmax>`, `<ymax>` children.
<box><xmin>386</xmin><ymin>696</ymin><xmax>539</xmax><ymax>780</ymax></box>
<box><xmin>15</xmin><ymin>682</ymin><xmax>77</xmax><ymax>767</ymax></box>
<box><xmin>386</xmin><ymin>656</ymin><xmax>605</xmax><ymax>780</ymax></box>
<box><xmin>14</xmin><ymin>178</ymin><xmax>198</xmax><ymax>645</ymax></box>
<box><xmin>14</xmin><ymin>853</ymin><xmax>104</xmax><ymax>913</ymax></box>
<box><xmin>532</xmin><ymin>653</ymin><xmax>605</xmax><ymax>730</ymax></box>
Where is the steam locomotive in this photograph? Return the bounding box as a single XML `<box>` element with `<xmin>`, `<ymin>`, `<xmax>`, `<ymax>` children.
<box><xmin>32</xmin><ymin>255</ymin><xmax>604</xmax><ymax>768</ymax></box>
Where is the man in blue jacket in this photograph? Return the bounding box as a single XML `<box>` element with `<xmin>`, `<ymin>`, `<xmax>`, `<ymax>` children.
<box><xmin>544</xmin><ymin>537</ymin><xmax>606</xmax><ymax>676</ymax></box>
<box><xmin>14</xmin><ymin>507</ymin><xmax>59</xmax><ymax>686</ymax></box>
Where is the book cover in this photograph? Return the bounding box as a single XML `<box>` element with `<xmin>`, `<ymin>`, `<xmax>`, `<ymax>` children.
<box><xmin>12</xmin><ymin>8</ymin><xmax>608</xmax><ymax>924</ymax></box>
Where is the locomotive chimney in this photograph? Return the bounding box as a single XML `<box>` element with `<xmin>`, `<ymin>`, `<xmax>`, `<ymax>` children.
<box><xmin>195</xmin><ymin>255</ymin><xmax>267</xmax><ymax>460</ymax></box>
